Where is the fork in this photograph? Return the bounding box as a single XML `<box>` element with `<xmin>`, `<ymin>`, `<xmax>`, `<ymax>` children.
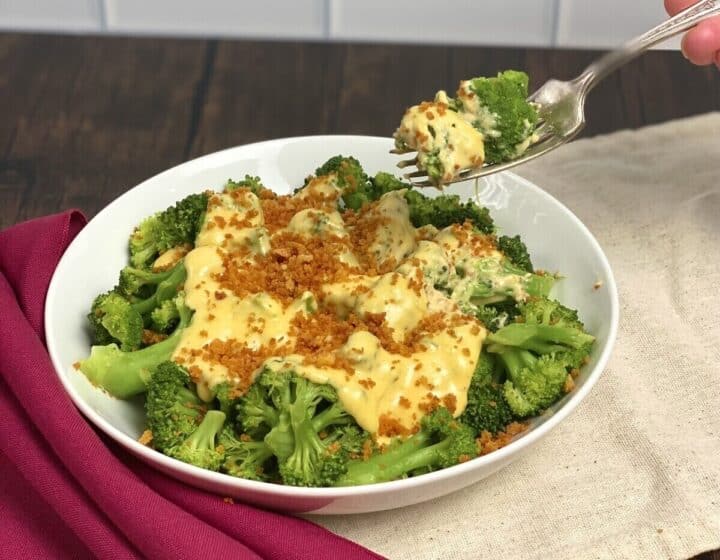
<box><xmin>397</xmin><ymin>0</ymin><xmax>720</xmax><ymax>187</ymax></box>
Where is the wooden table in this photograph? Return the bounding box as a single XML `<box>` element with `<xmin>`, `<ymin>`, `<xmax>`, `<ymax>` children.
<box><xmin>0</xmin><ymin>33</ymin><xmax>718</xmax><ymax>559</ymax></box>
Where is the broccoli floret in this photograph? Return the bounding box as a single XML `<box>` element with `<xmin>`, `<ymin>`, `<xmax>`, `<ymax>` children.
<box><xmin>459</xmin><ymin>352</ymin><xmax>515</xmax><ymax>435</ymax></box>
<box><xmin>224</xmin><ymin>175</ymin><xmax>267</xmax><ymax>195</ymax></box>
<box><xmin>371</xmin><ymin>172</ymin><xmax>495</xmax><ymax>234</ymax></box>
<box><xmin>87</xmin><ymin>291</ymin><xmax>143</xmax><ymax>351</ymax></box>
<box><xmin>367</xmin><ymin>171</ymin><xmax>408</xmax><ymax>196</ymax></box>
<box><xmin>210</xmin><ymin>382</ymin><xmax>245</xmax><ymax>424</ymax></box>
<box><xmin>123</xmin><ymin>262</ymin><xmax>186</xmax><ymax>318</ymax></box>
<box><xmin>471</xmin><ymin>300</ymin><xmax>520</xmax><ymax>332</ymax></box>
<box><xmin>220</xmin><ymin>428</ymin><xmax>276</xmax><ymax>482</ymax></box>
<box><xmin>497</xmin><ymin>234</ymin><xmax>533</xmax><ymax>273</ymax></box>
<box><xmin>311</xmin><ymin>156</ymin><xmax>372</xmax><ymax>210</ymax></box>
<box><xmin>149</xmin><ymin>298</ymin><xmax>180</xmax><ymax>333</ymax></box>
<box><xmin>465</xmin><ymin>70</ymin><xmax>539</xmax><ymax>164</ymax></box>
<box><xmin>145</xmin><ymin>361</ymin><xmax>207</xmax><ymax>451</ymax></box>
<box><xmin>119</xmin><ymin>260</ymin><xmax>187</xmax><ymax>300</ymax></box>
<box><xmin>404</xmin><ymin>191</ymin><xmax>494</xmax><ymax>234</ymax></box>
<box><xmin>234</xmin><ymin>369</ymin><xmax>358</xmax><ymax>487</ymax></box>
<box><xmin>421</xmin><ymin>150</ymin><xmax>445</xmax><ymax>186</ymax></box>
<box><xmin>87</xmin><ymin>261</ymin><xmax>187</xmax><ymax>347</ymax></box>
<box><xmin>129</xmin><ymin>193</ymin><xmax>208</xmax><ymax>269</ymax></box>
<box><xmin>277</xmin><ymin>375</ymin><xmax>350</xmax><ymax>487</ymax></box>
<box><xmin>518</xmin><ymin>297</ymin><xmax>594</xmax><ymax>370</ymax></box>
<box><xmin>453</xmin><ymin>257</ymin><xmax>554</xmax><ymax>313</ymax></box>
<box><xmin>495</xmin><ymin>350</ymin><xmax>568</xmax><ymax>417</ymax></box>
<box><xmin>165</xmin><ymin>410</ymin><xmax>226</xmax><ymax>471</ymax></box>
<box><xmin>335</xmin><ymin>407</ymin><xmax>477</xmax><ymax>486</ymax></box>
<box><xmin>485</xmin><ymin>297</ymin><xmax>595</xmax><ymax>417</ymax></box>
<box><xmin>78</xmin><ymin>294</ymin><xmax>192</xmax><ymax>398</ymax></box>
<box><xmin>237</xmin><ymin>380</ymin><xmax>281</xmax><ymax>437</ymax></box>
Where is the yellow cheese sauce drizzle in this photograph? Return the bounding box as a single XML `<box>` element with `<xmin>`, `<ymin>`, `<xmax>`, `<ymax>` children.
<box><xmin>171</xmin><ymin>179</ymin><xmax>487</xmax><ymax>440</ymax></box>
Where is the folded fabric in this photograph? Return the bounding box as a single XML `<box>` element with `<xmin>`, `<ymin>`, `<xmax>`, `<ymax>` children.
<box><xmin>0</xmin><ymin>211</ymin><xmax>384</xmax><ymax>560</ymax></box>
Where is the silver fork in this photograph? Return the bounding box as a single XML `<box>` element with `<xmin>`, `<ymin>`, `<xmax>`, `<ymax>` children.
<box><xmin>398</xmin><ymin>0</ymin><xmax>720</xmax><ymax>187</ymax></box>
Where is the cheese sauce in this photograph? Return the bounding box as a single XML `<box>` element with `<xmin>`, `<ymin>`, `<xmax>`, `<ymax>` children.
<box><xmin>394</xmin><ymin>94</ymin><xmax>485</xmax><ymax>185</ymax></box>
<box><xmin>172</xmin><ymin>180</ymin><xmax>488</xmax><ymax>437</ymax></box>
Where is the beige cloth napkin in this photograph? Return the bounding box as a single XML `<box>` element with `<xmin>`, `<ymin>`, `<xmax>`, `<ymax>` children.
<box><xmin>312</xmin><ymin>113</ymin><xmax>720</xmax><ymax>560</ymax></box>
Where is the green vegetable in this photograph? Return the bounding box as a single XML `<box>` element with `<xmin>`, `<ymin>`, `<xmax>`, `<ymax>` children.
<box><xmin>335</xmin><ymin>407</ymin><xmax>477</xmax><ymax>486</ymax></box>
<box><xmin>78</xmin><ymin>294</ymin><xmax>192</xmax><ymax>398</ymax></box>
<box><xmin>129</xmin><ymin>193</ymin><xmax>208</xmax><ymax>269</ymax></box>
<box><xmin>87</xmin><ymin>291</ymin><xmax>143</xmax><ymax>351</ymax></box>
<box><xmin>452</xmin><ymin>256</ymin><xmax>555</xmax><ymax>314</ymax></box>
<box><xmin>373</xmin><ymin>172</ymin><xmax>496</xmax><ymax>234</ymax></box>
<box><xmin>225</xmin><ymin>175</ymin><xmax>268</xmax><ymax>196</ymax></box>
<box><xmin>465</xmin><ymin>70</ymin><xmax>539</xmax><ymax>164</ymax></box>
<box><xmin>165</xmin><ymin>410</ymin><xmax>226</xmax><ymax>471</ymax></box>
<box><xmin>459</xmin><ymin>352</ymin><xmax>515</xmax><ymax>435</ymax></box>
<box><xmin>486</xmin><ymin>297</ymin><xmax>595</xmax><ymax>417</ymax></box>
<box><xmin>231</xmin><ymin>369</ymin><xmax>365</xmax><ymax>487</ymax></box>
<box><xmin>497</xmin><ymin>234</ymin><xmax>533</xmax><ymax>273</ymax></box>
<box><xmin>87</xmin><ymin>260</ymin><xmax>187</xmax><ymax>349</ymax></box>
<box><xmin>220</xmin><ymin>428</ymin><xmax>276</xmax><ymax>482</ymax></box>
<box><xmin>145</xmin><ymin>361</ymin><xmax>207</xmax><ymax>451</ymax></box>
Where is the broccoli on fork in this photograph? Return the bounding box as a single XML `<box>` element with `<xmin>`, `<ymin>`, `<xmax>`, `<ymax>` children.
<box><xmin>391</xmin><ymin>70</ymin><xmax>539</xmax><ymax>186</ymax></box>
<box><xmin>462</xmin><ymin>70</ymin><xmax>539</xmax><ymax>164</ymax></box>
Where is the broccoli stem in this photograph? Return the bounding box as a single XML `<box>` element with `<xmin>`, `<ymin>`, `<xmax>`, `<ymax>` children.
<box><xmin>80</xmin><ymin>329</ymin><xmax>183</xmax><ymax>398</ymax></box>
<box><xmin>166</xmin><ymin>410</ymin><xmax>226</xmax><ymax>471</ymax></box>
<box><xmin>129</xmin><ymin>263</ymin><xmax>187</xmax><ymax>315</ymax></box>
<box><xmin>488</xmin><ymin>324</ymin><xmax>595</xmax><ymax>355</ymax></box>
<box><xmin>183</xmin><ymin>410</ymin><xmax>226</xmax><ymax>453</ymax></box>
<box><xmin>495</xmin><ymin>348</ymin><xmax>536</xmax><ymax>378</ymax></box>
<box><xmin>336</xmin><ymin>431</ymin><xmax>432</xmax><ymax>486</ymax></box>
<box><xmin>312</xmin><ymin>402</ymin><xmax>351</xmax><ymax>432</ymax></box>
<box><xmin>79</xmin><ymin>297</ymin><xmax>192</xmax><ymax>398</ymax></box>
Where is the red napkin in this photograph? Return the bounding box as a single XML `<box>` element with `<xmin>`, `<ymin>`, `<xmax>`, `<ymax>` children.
<box><xmin>0</xmin><ymin>211</ymin><xmax>384</xmax><ymax>560</ymax></box>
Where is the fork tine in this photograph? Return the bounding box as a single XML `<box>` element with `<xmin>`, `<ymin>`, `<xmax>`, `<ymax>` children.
<box><xmin>409</xmin><ymin>179</ymin><xmax>435</xmax><ymax>188</ymax></box>
<box><xmin>390</xmin><ymin>147</ymin><xmax>413</xmax><ymax>155</ymax></box>
<box><xmin>534</xmin><ymin>129</ymin><xmax>555</xmax><ymax>144</ymax></box>
<box><xmin>403</xmin><ymin>170</ymin><xmax>427</xmax><ymax>179</ymax></box>
<box><xmin>397</xmin><ymin>156</ymin><xmax>418</xmax><ymax>169</ymax></box>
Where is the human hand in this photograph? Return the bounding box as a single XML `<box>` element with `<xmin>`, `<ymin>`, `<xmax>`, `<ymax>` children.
<box><xmin>665</xmin><ymin>0</ymin><xmax>720</xmax><ymax>66</ymax></box>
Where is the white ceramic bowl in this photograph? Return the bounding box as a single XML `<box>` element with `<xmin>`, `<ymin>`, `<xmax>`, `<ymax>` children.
<box><xmin>46</xmin><ymin>135</ymin><xmax>618</xmax><ymax>515</ymax></box>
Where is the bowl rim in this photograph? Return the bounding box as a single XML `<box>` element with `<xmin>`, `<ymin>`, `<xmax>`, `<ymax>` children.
<box><xmin>45</xmin><ymin>134</ymin><xmax>619</xmax><ymax>500</ymax></box>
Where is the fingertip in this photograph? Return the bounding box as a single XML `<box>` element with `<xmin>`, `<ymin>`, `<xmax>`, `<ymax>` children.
<box><xmin>681</xmin><ymin>18</ymin><xmax>720</xmax><ymax>65</ymax></box>
<box><xmin>665</xmin><ymin>0</ymin><xmax>696</xmax><ymax>16</ymax></box>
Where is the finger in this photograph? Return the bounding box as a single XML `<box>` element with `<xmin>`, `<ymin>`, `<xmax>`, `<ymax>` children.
<box><xmin>665</xmin><ymin>0</ymin><xmax>698</xmax><ymax>16</ymax></box>
<box><xmin>681</xmin><ymin>17</ymin><xmax>720</xmax><ymax>65</ymax></box>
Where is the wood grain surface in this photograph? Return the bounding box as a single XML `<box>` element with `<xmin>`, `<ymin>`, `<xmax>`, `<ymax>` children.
<box><xmin>0</xmin><ymin>32</ymin><xmax>718</xmax><ymax>559</ymax></box>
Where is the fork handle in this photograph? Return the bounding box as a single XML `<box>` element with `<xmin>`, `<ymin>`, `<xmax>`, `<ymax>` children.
<box><xmin>578</xmin><ymin>0</ymin><xmax>720</xmax><ymax>91</ymax></box>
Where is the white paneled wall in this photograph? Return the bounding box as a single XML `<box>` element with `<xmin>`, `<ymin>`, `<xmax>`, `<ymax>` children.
<box><xmin>104</xmin><ymin>0</ymin><xmax>326</xmax><ymax>39</ymax></box>
<box><xmin>0</xmin><ymin>0</ymin><xmax>101</xmax><ymax>32</ymax></box>
<box><xmin>329</xmin><ymin>0</ymin><xmax>556</xmax><ymax>47</ymax></box>
<box><xmin>0</xmin><ymin>0</ymin><xmax>682</xmax><ymax>49</ymax></box>
<box><xmin>556</xmin><ymin>0</ymin><xmax>682</xmax><ymax>49</ymax></box>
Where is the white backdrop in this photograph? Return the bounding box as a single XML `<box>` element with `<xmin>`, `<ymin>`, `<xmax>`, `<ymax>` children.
<box><xmin>0</xmin><ymin>0</ymin><xmax>680</xmax><ymax>50</ymax></box>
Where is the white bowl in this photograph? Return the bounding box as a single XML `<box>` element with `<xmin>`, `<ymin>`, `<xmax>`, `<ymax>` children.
<box><xmin>46</xmin><ymin>135</ymin><xmax>618</xmax><ymax>515</ymax></box>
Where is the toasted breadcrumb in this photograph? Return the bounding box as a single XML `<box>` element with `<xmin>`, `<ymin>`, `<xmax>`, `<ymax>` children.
<box><xmin>478</xmin><ymin>422</ymin><xmax>528</xmax><ymax>455</ymax></box>
<box><xmin>138</xmin><ymin>430</ymin><xmax>153</xmax><ymax>446</ymax></box>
